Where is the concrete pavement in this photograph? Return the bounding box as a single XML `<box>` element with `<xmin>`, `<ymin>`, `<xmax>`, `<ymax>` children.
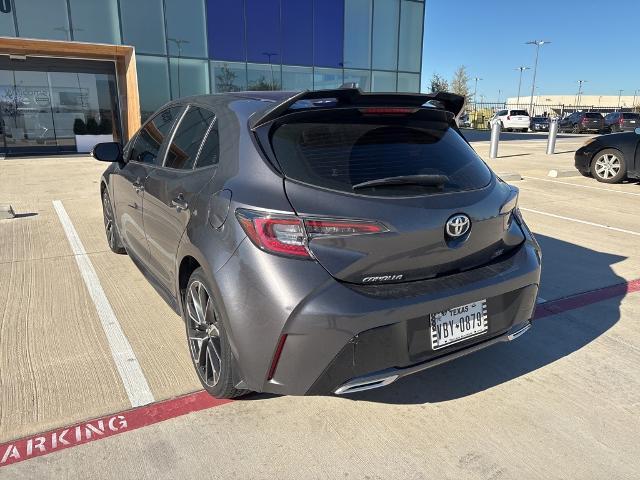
<box><xmin>1</xmin><ymin>136</ymin><xmax>639</xmax><ymax>478</ymax></box>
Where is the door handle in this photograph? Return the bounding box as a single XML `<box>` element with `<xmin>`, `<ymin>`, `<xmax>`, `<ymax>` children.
<box><xmin>132</xmin><ymin>179</ymin><xmax>144</xmax><ymax>192</ymax></box>
<box><xmin>171</xmin><ymin>195</ymin><xmax>189</xmax><ymax>212</ymax></box>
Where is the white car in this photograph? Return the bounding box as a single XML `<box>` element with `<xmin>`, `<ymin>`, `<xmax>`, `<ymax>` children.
<box><xmin>488</xmin><ymin>109</ymin><xmax>530</xmax><ymax>132</ymax></box>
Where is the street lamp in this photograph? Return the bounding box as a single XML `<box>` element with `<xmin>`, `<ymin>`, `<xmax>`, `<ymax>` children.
<box><xmin>526</xmin><ymin>40</ymin><xmax>551</xmax><ymax>115</ymax></box>
<box><xmin>498</xmin><ymin>89</ymin><xmax>502</xmax><ymax>104</ymax></box>
<box><xmin>617</xmin><ymin>89</ymin><xmax>624</xmax><ymax>109</ymax></box>
<box><xmin>473</xmin><ymin>77</ymin><xmax>482</xmax><ymax>104</ymax></box>
<box><xmin>575</xmin><ymin>80</ymin><xmax>587</xmax><ymax>107</ymax></box>
<box><xmin>633</xmin><ymin>89</ymin><xmax>639</xmax><ymax>109</ymax></box>
<box><xmin>515</xmin><ymin>66</ymin><xmax>530</xmax><ymax>106</ymax></box>
<box><xmin>168</xmin><ymin>38</ymin><xmax>190</xmax><ymax>97</ymax></box>
<box><xmin>262</xmin><ymin>52</ymin><xmax>279</xmax><ymax>90</ymax></box>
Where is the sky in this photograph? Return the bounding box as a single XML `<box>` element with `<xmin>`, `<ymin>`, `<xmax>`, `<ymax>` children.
<box><xmin>420</xmin><ymin>0</ymin><xmax>639</xmax><ymax>100</ymax></box>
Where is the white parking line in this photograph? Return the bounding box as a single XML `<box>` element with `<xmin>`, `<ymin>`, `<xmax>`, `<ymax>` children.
<box><xmin>52</xmin><ymin>200</ymin><xmax>155</xmax><ymax>407</ymax></box>
<box><xmin>521</xmin><ymin>207</ymin><xmax>640</xmax><ymax>237</ymax></box>
<box><xmin>523</xmin><ymin>176</ymin><xmax>640</xmax><ymax>197</ymax></box>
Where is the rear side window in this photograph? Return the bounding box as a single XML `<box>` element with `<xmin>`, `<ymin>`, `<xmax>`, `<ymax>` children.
<box><xmin>130</xmin><ymin>106</ymin><xmax>182</xmax><ymax>164</ymax></box>
<box><xmin>164</xmin><ymin>107</ymin><xmax>215</xmax><ymax>170</ymax></box>
<box><xmin>271</xmin><ymin>117</ymin><xmax>492</xmax><ymax>196</ymax></box>
<box><xmin>509</xmin><ymin>110</ymin><xmax>528</xmax><ymax>116</ymax></box>
<box><xmin>196</xmin><ymin>122</ymin><xmax>220</xmax><ymax>168</ymax></box>
<box><xmin>585</xmin><ymin>112</ymin><xmax>602</xmax><ymax>118</ymax></box>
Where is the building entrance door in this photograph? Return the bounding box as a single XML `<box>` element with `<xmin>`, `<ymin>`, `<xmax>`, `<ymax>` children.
<box><xmin>0</xmin><ymin>56</ymin><xmax>121</xmax><ymax>156</ymax></box>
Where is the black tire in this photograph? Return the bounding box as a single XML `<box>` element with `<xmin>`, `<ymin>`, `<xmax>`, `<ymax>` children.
<box><xmin>590</xmin><ymin>148</ymin><xmax>626</xmax><ymax>184</ymax></box>
<box><xmin>102</xmin><ymin>188</ymin><xmax>126</xmax><ymax>254</ymax></box>
<box><xmin>579</xmin><ymin>170</ymin><xmax>592</xmax><ymax>178</ymax></box>
<box><xmin>184</xmin><ymin>268</ymin><xmax>247</xmax><ymax>399</ymax></box>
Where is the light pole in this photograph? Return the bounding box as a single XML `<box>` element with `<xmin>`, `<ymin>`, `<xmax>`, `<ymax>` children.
<box><xmin>526</xmin><ymin>40</ymin><xmax>551</xmax><ymax>115</ymax></box>
<box><xmin>515</xmin><ymin>66</ymin><xmax>530</xmax><ymax>106</ymax></box>
<box><xmin>473</xmin><ymin>77</ymin><xmax>482</xmax><ymax>104</ymax></box>
<box><xmin>168</xmin><ymin>38</ymin><xmax>190</xmax><ymax>97</ymax></box>
<box><xmin>633</xmin><ymin>89</ymin><xmax>639</xmax><ymax>109</ymax></box>
<box><xmin>617</xmin><ymin>89</ymin><xmax>624</xmax><ymax>109</ymax></box>
<box><xmin>575</xmin><ymin>80</ymin><xmax>587</xmax><ymax>107</ymax></box>
<box><xmin>262</xmin><ymin>52</ymin><xmax>278</xmax><ymax>90</ymax></box>
<box><xmin>497</xmin><ymin>89</ymin><xmax>502</xmax><ymax>104</ymax></box>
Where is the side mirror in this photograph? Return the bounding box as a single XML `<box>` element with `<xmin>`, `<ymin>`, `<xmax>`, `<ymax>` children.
<box><xmin>635</xmin><ymin>127</ymin><xmax>640</xmax><ymax>135</ymax></box>
<box><xmin>92</xmin><ymin>142</ymin><xmax>123</xmax><ymax>162</ymax></box>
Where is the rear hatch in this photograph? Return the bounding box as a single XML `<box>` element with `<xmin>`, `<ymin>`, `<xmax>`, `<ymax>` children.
<box><xmin>508</xmin><ymin>109</ymin><xmax>530</xmax><ymax>125</ymax></box>
<box><xmin>258</xmin><ymin>98</ymin><xmax>524</xmax><ymax>284</ymax></box>
<box><xmin>583</xmin><ymin>112</ymin><xmax>604</xmax><ymax>129</ymax></box>
<box><xmin>622</xmin><ymin>113</ymin><xmax>640</xmax><ymax>130</ymax></box>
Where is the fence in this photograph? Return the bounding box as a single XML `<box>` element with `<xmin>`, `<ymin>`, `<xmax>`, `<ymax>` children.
<box><xmin>463</xmin><ymin>102</ymin><xmax>640</xmax><ymax>129</ymax></box>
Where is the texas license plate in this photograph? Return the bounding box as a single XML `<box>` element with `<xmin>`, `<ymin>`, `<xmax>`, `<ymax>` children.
<box><xmin>429</xmin><ymin>300</ymin><xmax>488</xmax><ymax>350</ymax></box>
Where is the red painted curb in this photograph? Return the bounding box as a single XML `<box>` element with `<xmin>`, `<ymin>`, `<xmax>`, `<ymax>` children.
<box><xmin>2</xmin><ymin>279</ymin><xmax>639</xmax><ymax>469</ymax></box>
<box><xmin>0</xmin><ymin>391</ymin><xmax>232</xmax><ymax>468</ymax></box>
<box><xmin>534</xmin><ymin>279</ymin><xmax>640</xmax><ymax>320</ymax></box>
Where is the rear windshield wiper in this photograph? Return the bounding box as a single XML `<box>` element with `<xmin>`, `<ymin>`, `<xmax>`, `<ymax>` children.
<box><xmin>352</xmin><ymin>174</ymin><xmax>450</xmax><ymax>190</ymax></box>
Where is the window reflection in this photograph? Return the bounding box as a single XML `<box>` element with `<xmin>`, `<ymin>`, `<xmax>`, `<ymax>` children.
<box><xmin>371</xmin><ymin>71</ymin><xmax>397</xmax><ymax>92</ymax></box>
<box><xmin>314</xmin><ymin>68</ymin><xmax>343</xmax><ymax>90</ymax></box>
<box><xmin>0</xmin><ymin>5</ymin><xmax>15</xmax><ymax>36</ymax></box>
<box><xmin>137</xmin><ymin>56</ymin><xmax>171</xmax><ymax>120</ymax></box>
<box><xmin>372</xmin><ymin>0</ymin><xmax>399</xmax><ymax>70</ymax></box>
<box><xmin>211</xmin><ymin>62</ymin><xmax>247</xmax><ymax>93</ymax></box>
<box><xmin>398</xmin><ymin>0</ymin><xmax>423</xmax><ymax>73</ymax></box>
<box><xmin>170</xmin><ymin>58</ymin><xmax>209</xmax><ymax>99</ymax></box>
<box><xmin>165</xmin><ymin>0</ymin><xmax>207</xmax><ymax>58</ymax></box>
<box><xmin>69</xmin><ymin>0</ymin><xmax>120</xmax><ymax>44</ymax></box>
<box><xmin>15</xmin><ymin>0</ymin><xmax>70</xmax><ymax>40</ymax></box>
<box><xmin>120</xmin><ymin>0</ymin><xmax>167</xmax><ymax>55</ymax></box>
<box><xmin>344</xmin><ymin>69</ymin><xmax>371</xmax><ymax>92</ymax></box>
<box><xmin>247</xmin><ymin>63</ymin><xmax>281</xmax><ymax>91</ymax></box>
<box><xmin>397</xmin><ymin>72</ymin><xmax>420</xmax><ymax>92</ymax></box>
<box><xmin>282</xmin><ymin>66</ymin><xmax>313</xmax><ymax>91</ymax></box>
<box><xmin>343</xmin><ymin>0</ymin><xmax>372</xmax><ymax>69</ymax></box>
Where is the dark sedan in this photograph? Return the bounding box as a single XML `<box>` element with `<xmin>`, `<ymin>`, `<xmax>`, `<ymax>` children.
<box><xmin>575</xmin><ymin>129</ymin><xmax>640</xmax><ymax>183</ymax></box>
<box><xmin>604</xmin><ymin>112</ymin><xmax>640</xmax><ymax>132</ymax></box>
<box><xmin>529</xmin><ymin>116</ymin><xmax>549</xmax><ymax>132</ymax></box>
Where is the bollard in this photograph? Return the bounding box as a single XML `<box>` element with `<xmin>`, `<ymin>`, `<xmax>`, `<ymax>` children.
<box><xmin>489</xmin><ymin>120</ymin><xmax>501</xmax><ymax>159</ymax></box>
<box><xmin>546</xmin><ymin>119</ymin><xmax>558</xmax><ymax>155</ymax></box>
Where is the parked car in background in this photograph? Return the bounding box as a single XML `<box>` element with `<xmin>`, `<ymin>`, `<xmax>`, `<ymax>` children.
<box><xmin>93</xmin><ymin>88</ymin><xmax>541</xmax><ymax>398</ymax></box>
<box><xmin>559</xmin><ymin>111</ymin><xmax>604</xmax><ymax>133</ymax></box>
<box><xmin>575</xmin><ymin>129</ymin><xmax>640</xmax><ymax>183</ymax></box>
<box><xmin>529</xmin><ymin>116</ymin><xmax>549</xmax><ymax>132</ymax></box>
<box><xmin>604</xmin><ymin>111</ymin><xmax>640</xmax><ymax>132</ymax></box>
<box><xmin>457</xmin><ymin>113</ymin><xmax>471</xmax><ymax>128</ymax></box>
<box><xmin>488</xmin><ymin>109</ymin><xmax>530</xmax><ymax>132</ymax></box>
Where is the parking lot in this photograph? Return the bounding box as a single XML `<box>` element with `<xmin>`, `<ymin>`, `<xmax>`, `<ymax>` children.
<box><xmin>1</xmin><ymin>133</ymin><xmax>639</xmax><ymax>479</ymax></box>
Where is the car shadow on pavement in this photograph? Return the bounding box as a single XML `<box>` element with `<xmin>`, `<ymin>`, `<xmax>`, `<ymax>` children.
<box><xmin>347</xmin><ymin>234</ymin><xmax>626</xmax><ymax>405</ymax></box>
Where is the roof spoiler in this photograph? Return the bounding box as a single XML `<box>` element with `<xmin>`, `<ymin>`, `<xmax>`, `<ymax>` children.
<box><xmin>250</xmin><ymin>88</ymin><xmax>465</xmax><ymax>129</ymax></box>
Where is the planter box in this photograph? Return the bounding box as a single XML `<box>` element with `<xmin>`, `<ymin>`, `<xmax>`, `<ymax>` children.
<box><xmin>75</xmin><ymin>134</ymin><xmax>114</xmax><ymax>153</ymax></box>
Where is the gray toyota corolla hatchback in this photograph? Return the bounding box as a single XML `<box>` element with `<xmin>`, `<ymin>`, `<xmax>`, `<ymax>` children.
<box><xmin>93</xmin><ymin>88</ymin><xmax>541</xmax><ymax>398</ymax></box>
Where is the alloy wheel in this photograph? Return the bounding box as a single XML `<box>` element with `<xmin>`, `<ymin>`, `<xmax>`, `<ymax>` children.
<box><xmin>186</xmin><ymin>280</ymin><xmax>222</xmax><ymax>387</ymax></box>
<box><xmin>594</xmin><ymin>153</ymin><xmax>621</xmax><ymax>180</ymax></box>
<box><xmin>102</xmin><ymin>192</ymin><xmax>116</xmax><ymax>249</ymax></box>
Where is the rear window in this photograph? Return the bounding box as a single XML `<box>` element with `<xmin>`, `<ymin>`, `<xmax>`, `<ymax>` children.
<box><xmin>585</xmin><ymin>113</ymin><xmax>602</xmax><ymax>118</ymax></box>
<box><xmin>270</xmin><ymin>117</ymin><xmax>492</xmax><ymax>196</ymax></box>
<box><xmin>623</xmin><ymin>113</ymin><xmax>640</xmax><ymax>119</ymax></box>
<box><xmin>509</xmin><ymin>110</ymin><xmax>529</xmax><ymax>116</ymax></box>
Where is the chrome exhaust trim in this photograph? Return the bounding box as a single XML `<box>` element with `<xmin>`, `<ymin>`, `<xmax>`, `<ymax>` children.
<box><xmin>334</xmin><ymin>374</ymin><xmax>399</xmax><ymax>395</ymax></box>
<box><xmin>507</xmin><ymin>322</ymin><xmax>531</xmax><ymax>341</ymax></box>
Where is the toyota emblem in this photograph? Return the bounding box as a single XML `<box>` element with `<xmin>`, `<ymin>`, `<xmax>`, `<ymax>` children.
<box><xmin>445</xmin><ymin>214</ymin><xmax>471</xmax><ymax>238</ymax></box>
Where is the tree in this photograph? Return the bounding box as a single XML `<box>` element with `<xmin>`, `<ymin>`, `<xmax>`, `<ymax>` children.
<box><xmin>450</xmin><ymin>65</ymin><xmax>471</xmax><ymax>100</ymax></box>
<box><xmin>215</xmin><ymin>64</ymin><xmax>242</xmax><ymax>93</ymax></box>
<box><xmin>430</xmin><ymin>73</ymin><xmax>449</xmax><ymax>93</ymax></box>
<box><xmin>248</xmin><ymin>75</ymin><xmax>281</xmax><ymax>91</ymax></box>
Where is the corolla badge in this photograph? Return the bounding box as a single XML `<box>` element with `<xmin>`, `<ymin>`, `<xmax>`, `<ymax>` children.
<box><xmin>445</xmin><ymin>214</ymin><xmax>471</xmax><ymax>237</ymax></box>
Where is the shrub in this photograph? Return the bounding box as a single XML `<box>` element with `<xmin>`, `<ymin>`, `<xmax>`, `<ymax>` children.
<box><xmin>86</xmin><ymin>117</ymin><xmax>99</xmax><ymax>135</ymax></box>
<box><xmin>100</xmin><ymin>117</ymin><xmax>112</xmax><ymax>135</ymax></box>
<box><xmin>73</xmin><ymin>118</ymin><xmax>87</xmax><ymax>135</ymax></box>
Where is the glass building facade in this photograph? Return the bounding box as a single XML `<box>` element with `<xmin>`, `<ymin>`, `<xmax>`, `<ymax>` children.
<box><xmin>0</xmin><ymin>0</ymin><xmax>424</xmax><ymax>150</ymax></box>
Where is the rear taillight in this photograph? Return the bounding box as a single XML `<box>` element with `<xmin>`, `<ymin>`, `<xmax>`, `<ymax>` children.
<box><xmin>582</xmin><ymin>117</ymin><xmax>589</xmax><ymax>124</ymax></box>
<box><xmin>507</xmin><ymin>115</ymin><xmax>511</xmax><ymax>120</ymax></box>
<box><xmin>236</xmin><ymin>209</ymin><xmax>387</xmax><ymax>259</ymax></box>
<box><xmin>619</xmin><ymin>117</ymin><xmax>625</xmax><ymax>125</ymax></box>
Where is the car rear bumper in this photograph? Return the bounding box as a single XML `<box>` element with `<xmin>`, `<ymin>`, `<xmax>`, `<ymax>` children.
<box><xmin>331</xmin><ymin>321</ymin><xmax>531</xmax><ymax>395</ymax></box>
